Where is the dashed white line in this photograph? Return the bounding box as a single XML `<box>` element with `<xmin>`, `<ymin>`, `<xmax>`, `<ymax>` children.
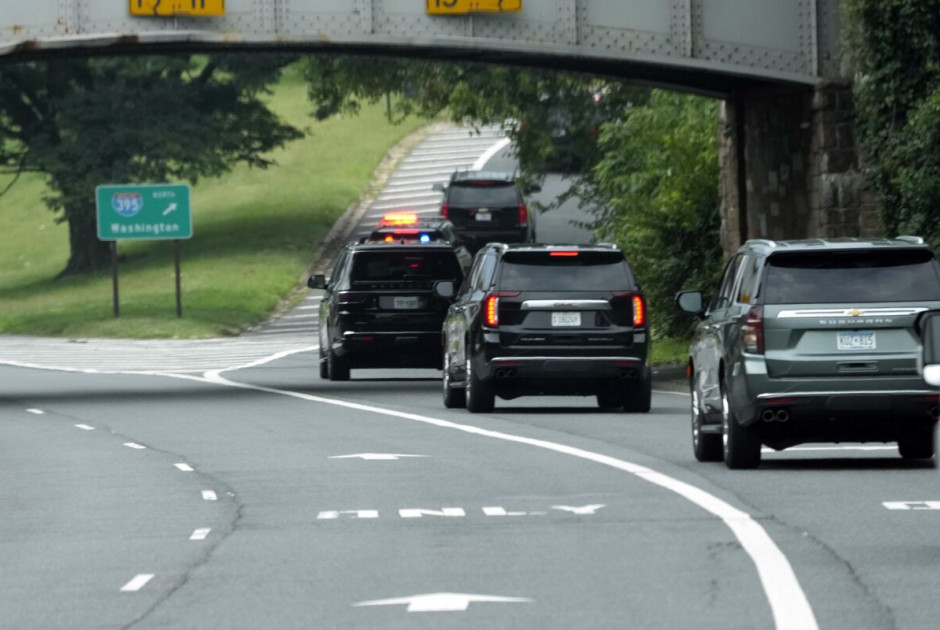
<box><xmin>174</xmin><ymin>463</ymin><xmax>194</xmax><ymax>472</ymax></box>
<box><xmin>120</xmin><ymin>574</ymin><xmax>154</xmax><ymax>592</ymax></box>
<box><xmin>190</xmin><ymin>528</ymin><xmax>212</xmax><ymax>540</ymax></box>
<box><xmin>74</xmin><ymin>424</ymin><xmax>95</xmax><ymax>431</ymax></box>
<box><xmin>26</xmin><ymin>408</ymin><xmax>44</xmax><ymax>415</ymax></box>
<box><xmin>123</xmin><ymin>442</ymin><xmax>146</xmax><ymax>450</ymax></box>
<box><xmin>202</xmin><ymin>490</ymin><xmax>218</xmax><ymax>501</ymax></box>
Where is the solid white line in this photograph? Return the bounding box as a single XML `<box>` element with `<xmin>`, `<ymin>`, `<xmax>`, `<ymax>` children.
<box><xmin>74</xmin><ymin>424</ymin><xmax>95</xmax><ymax>431</ymax></box>
<box><xmin>174</xmin><ymin>463</ymin><xmax>194</xmax><ymax>472</ymax></box>
<box><xmin>190</xmin><ymin>528</ymin><xmax>211</xmax><ymax>540</ymax></box>
<box><xmin>120</xmin><ymin>574</ymin><xmax>154</xmax><ymax>592</ymax></box>
<box><xmin>123</xmin><ymin>442</ymin><xmax>146</xmax><ymax>450</ymax></box>
<box><xmin>202</xmin><ymin>490</ymin><xmax>217</xmax><ymax>501</ymax></box>
<box><xmin>26</xmin><ymin>408</ymin><xmax>44</xmax><ymax>415</ymax></box>
<box><xmin>472</xmin><ymin>137</ymin><xmax>512</xmax><ymax>170</ymax></box>
<box><xmin>162</xmin><ymin>370</ymin><xmax>816</xmax><ymax>630</ymax></box>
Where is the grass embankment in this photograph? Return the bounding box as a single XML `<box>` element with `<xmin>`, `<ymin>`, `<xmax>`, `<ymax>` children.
<box><xmin>0</xmin><ymin>66</ymin><xmax>426</xmax><ymax>338</ymax></box>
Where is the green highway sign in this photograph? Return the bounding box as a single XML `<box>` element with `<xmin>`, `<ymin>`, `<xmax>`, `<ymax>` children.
<box><xmin>96</xmin><ymin>183</ymin><xmax>193</xmax><ymax>240</ymax></box>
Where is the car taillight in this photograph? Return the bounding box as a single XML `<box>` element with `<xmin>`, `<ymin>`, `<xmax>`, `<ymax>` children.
<box><xmin>482</xmin><ymin>292</ymin><xmax>520</xmax><ymax>328</ymax></box>
<box><xmin>518</xmin><ymin>203</ymin><xmax>528</xmax><ymax>226</ymax></box>
<box><xmin>741</xmin><ymin>305</ymin><xmax>764</xmax><ymax>354</ymax></box>
<box><xmin>337</xmin><ymin>291</ymin><xmax>369</xmax><ymax>305</ymax></box>
<box><xmin>440</xmin><ymin>203</ymin><xmax>449</xmax><ymax>219</ymax></box>
<box><xmin>632</xmin><ymin>295</ymin><xmax>646</xmax><ymax>327</ymax></box>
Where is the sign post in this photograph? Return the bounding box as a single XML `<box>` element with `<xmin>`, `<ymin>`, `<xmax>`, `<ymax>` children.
<box><xmin>95</xmin><ymin>183</ymin><xmax>193</xmax><ymax>318</ymax></box>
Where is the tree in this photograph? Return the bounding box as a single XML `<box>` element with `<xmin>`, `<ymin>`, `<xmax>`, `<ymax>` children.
<box><xmin>0</xmin><ymin>54</ymin><xmax>302</xmax><ymax>275</ymax></box>
<box><xmin>843</xmin><ymin>0</ymin><xmax>940</xmax><ymax>247</ymax></box>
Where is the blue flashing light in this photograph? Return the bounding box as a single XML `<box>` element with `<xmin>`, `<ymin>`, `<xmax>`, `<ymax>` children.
<box><xmin>419</xmin><ymin>233</ymin><xmax>431</xmax><ymax>243</ymax></box>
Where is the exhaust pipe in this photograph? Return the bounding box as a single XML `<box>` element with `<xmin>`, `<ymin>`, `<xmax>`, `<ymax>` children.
<box><xmin>617</xmin><ymin>369</ymin><xmax>638</xmax><ymax>380</ymax></box>
<box><xmin>928</xmin><ymin>406</ymin><xmax>939</xmax><ymax>420</ymax></box>
<box><xmin>775</xmin><ymin>409</ymin><xmax>790</xmax><ymax>423</ymax></box>
<box><xmin>761</xmin><ymin>409</ymin><xmax>776</xmax><ymax>423</ymax></box>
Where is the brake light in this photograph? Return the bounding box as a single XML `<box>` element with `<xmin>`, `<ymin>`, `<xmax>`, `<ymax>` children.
<box><xmin>632</xmin><ymin>295</ymin><xmax>646</xmax><ymax>327</ymax></box>
<box><xmin>518</xmin><ymin>203</ymin><xmax>528</xmax><ymax>226</ymax></box>
<box><xmin>742</xmin><ymin>305</ymin><xmax>764</xmax><ymax>354</ymax></box>
<box><xmin>440</xmin><ymin>203</ymin><xmax>449</xmax><ymax>219</ymax></box>
<box><xmin>550</xmin><ymin>251</ymin><xmax>579</xmax><ymax>257</ymax></box>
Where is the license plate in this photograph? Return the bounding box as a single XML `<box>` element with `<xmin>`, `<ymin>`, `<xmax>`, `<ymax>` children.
<box><xmin>551</xmin><ymin>312</ymin><xmax>581</xmax><ymax>327</ymax></box>
<box><xmin>475</xmin><ymin>212</ymin><xmax>492</xmax><ymax>222</ymax></box>
<box><xmin>393</xmin><ymin>296</ymin><xmax>419</xmax><ymax>310</ymax></box>
<box><xmin>837</xmin><ymin>331</ymin><xmax>876</xmax><ymax>351</ymax></box>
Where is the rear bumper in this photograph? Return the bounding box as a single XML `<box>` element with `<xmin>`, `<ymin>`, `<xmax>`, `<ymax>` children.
<box><xmin>335</xmin><ymin>331</ymin><xmax>442</xmax><ymax>368</ymax></box>
<box><xmin>457</xmin><ymin>227</ymin><xmax>529</xmax><ymax>245</ymax></box>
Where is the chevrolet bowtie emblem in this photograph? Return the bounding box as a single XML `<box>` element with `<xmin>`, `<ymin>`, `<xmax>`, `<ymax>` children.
<box><xmin>848</xmin><ymin>308</ymin><xmax>864</xmax><ymax>316</ymax></box>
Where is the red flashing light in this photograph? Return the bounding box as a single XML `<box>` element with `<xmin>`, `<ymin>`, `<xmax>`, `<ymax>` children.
<box><xmin>632</xmin><ymin>295</ymin><xmax>646</xmax><ymax>327</ymax></box>
<box><xmin>378</xmin><ymin>212</ymin><xmax>418</xmax><ymax>227</ymax></box>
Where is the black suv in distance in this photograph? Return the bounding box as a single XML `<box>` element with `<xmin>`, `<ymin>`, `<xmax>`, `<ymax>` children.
<box><xmin>308</xmin><ymin>240</ymin><xmax>467</xmax><ymax>380</ymax></box>
<box><xmin>676</xmin><ymin>237</ymin><xmax>940</xmax><ymax>469</ymax></box>
<box><xmin>433</xmin><ymin>171</ymin><xmax>538</xmax><ymax>253</ymax></box>
<box><xmin>439</xmin><ymin>243</ymin><xmax>651</xmax><ymax>412</ymax></box>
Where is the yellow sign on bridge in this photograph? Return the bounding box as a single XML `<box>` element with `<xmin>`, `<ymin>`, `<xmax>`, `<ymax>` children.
<box><xmin>130</xmin><ymin>0</ymin><xmax>225</xmax><ymax>17</ymax></box>
<box><xmin>427</xmin><ymin>0</ymin><xmax>522</xmax><ymax>15</ymax></box>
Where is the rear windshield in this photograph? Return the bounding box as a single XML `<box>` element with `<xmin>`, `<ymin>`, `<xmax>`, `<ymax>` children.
<box><xmin>498</xmin><ymin>253</ymin><xmax>631</xmax><ymax>291</ymax></box>
<box><xmin>448</xmin><ymin>182</ymin><xmax>518</xmax><ymax>207</ymax></box>
<box><xmin>351</xmin><ymin>250</ymin><xmax>460</xmax><ymax>283</ymax></box>
<box><xmin>764</xmin><ymin>250</ymin><xmax>940</xmax><ymax>304</ymax></box>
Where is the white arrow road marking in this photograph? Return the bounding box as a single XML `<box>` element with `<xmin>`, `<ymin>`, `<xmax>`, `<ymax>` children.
<box><xmin>883</xmin><ymin>501</ymin><xmax>940</xmax><ymax>510</ymax></box>
<box><xmin>354</xmin><ymin>592</ymin><xmax>532</xmax><ymax>612</ymax></box>
<box><xmin>120</xmin><ymin>574</ymin><xmax>154</xmax><ymax>592</ymax></box>
<box><xmin>552</xmin><ymin>504</ymin><xmax>606</xmax><ymax>515</ymax></box>
<box><xmin>158</xmin><ymin>370</ymin><xmax>820</xmax><ymax>630</ymax></box>
<box><xmin>190</xmin><ymin>528</ymin><xmax>211</xmax><ymax>540</ymax></box>
<box><xmin>201</xmin><ymin>490</ymin><xmax>217</xmax><ymax>501</ymax></box>
<box><xmin>329</xmin><ymin>453</ymin><xmax>428</xmax><ymax>461</ymax></box>
<box><xmin>174</xmin><ymin>463</ymin><xmax>194</xmax><ymax>472</ymax></box>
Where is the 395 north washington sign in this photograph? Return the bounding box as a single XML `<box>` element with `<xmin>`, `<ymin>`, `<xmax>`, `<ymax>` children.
<box><xmin>96</xmin><ymin>184</ymin><xmax>193</xmax><ymax>240</ymax></box>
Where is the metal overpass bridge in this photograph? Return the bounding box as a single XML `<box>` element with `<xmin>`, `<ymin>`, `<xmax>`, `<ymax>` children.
<box><xmin>0</xmin><ymin>1</ymin><xmax>867</xmax><ymax>247</ymax></box>
<box><xmin>0</xmin><ymin>1</ymin><xmax>842</xmax><ymax>94</ymax></box>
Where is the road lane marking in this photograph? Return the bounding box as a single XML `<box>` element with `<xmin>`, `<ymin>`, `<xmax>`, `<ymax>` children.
<box><xmin>190</xmin><ymin>528</ymin><xmax>212</xmax><ymax>540</ymax></box>
<box><xmin>74</xmin><ymin>424</ymin><xmax>95</xmax><ymax>431</ymax></box>
<box><xmin>168</xmin><ymin>369</ymin><xmax>817</xmax><ymax>630</ymax></box>
<box><xmin>26</xmin><ymin>408</ymin><xmax>44</xmax><ymax>415</ymax></box>
<box><xmin>354</xmin><ymin>592</ymin><xmax>531</xmax><ymax>613</ymax></box>
<box><xmin>883</xmin><ymin>501</ymin><xmax>940</xmax><ymax>510</ymax></box>
<box><xmin>123</xmin><ymin>442</ymin><xmax>146</xmax><ymax>450</ymax></box>
<box><xmin>120</xmin><ymin>574</ymin><xmax>154</xmax><ymax>592</ymax></box>
<box><xmin>471</xmin><ymin>137</ymin><xmax>512</xmax><ymax>170</ymax></box>
<box><xmin>174</xmin><ymin>463</ymin><xmax>194</xmax><ymax>472</ymax></box>
<box><xmin>329</xmin><ymin>453</ymin><xmax>427</xmax><ymax>461</ymax></box>
<box><xmin>318</xmin><ymin>510</ymin><xmax>380</xmax><ymax>520</ymax></box>
<box><xmin>400</xmin><ymin>508</ymin><xmax>465</xmax><ymax>518</ymax></box>
<box><xmin>552</xmin><ymin>504</ymin><xmax>605</xmax><ymax>515</ymax></box>
<box><xmin>202</xmin><ymin>490</ymin><xmax>217</xmax><ymax>501</ymax></box>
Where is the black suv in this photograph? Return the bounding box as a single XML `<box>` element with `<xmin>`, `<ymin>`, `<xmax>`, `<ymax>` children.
<box><xmin>676</xmin><ymin>237</ymin><xmax>940</xmax><ymax>469</ymax></box>
<box><xmin>439</xmin><ymin>243</ymin><xmax>651</xmax><ymax>412</ymax></box>
<box><xmin>308</xmin><ymin>240</ymin><xmax>467</xmax><ymax>380</ymax></box>
<box><xmin>433</xmin><ymin>171</ymin><xmax>538</xmax><ymax>252</ymax></box>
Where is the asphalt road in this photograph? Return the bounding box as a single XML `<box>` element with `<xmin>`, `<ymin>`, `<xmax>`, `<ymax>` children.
<box><xmin>2</xmin><ymin>127</ymin><xmax>939</xmax><ymax>630</ymax></box>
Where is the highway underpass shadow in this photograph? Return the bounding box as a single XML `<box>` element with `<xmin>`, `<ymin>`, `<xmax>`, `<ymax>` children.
<box><xmin>757</xmin><ymin>457</ymin><xmax>935</xmax><ymax>471</ymax></box>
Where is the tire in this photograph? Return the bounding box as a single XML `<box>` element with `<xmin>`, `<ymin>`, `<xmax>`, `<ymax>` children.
<box><xmin>318</xmin><ymin>348</ymin><xmax>329</xmax><ymax>380</ymax></box>
<box><xmin>597</xmin><ymin>394</ymin><xmax>623</xmax><ymax>410</ymax></box>
<box><xmin>898</xmin><ymin>426</ymin><xmax>936</xmax><ymax>462</ymax></box>
<box><xmin>465</xmin><ymin>357</ymin><xmax>494</xmax><ymax>413</ymax></box>
<box><xmin>442</xmin><ymin>352</ymin><xmax>466</xmax><ymax>409</ymax></box>
<box><xmin>691</xmin><ymin>385</ymin><xmax>722</xmax><ymax>462</ymax></box>
<box><xmin>622</xmin><ymin>375</ymin><xmax>652</xmax><ymax>413</ymax></box>
<box><xmin>327</xmin><ymin>347</ymin><xmax>350</xmax><ymax>382</ymax></box>
<box><xmin>721</xmin><ymin>379</ymin><xmax>761</xmax><ymax>469</ymax></box>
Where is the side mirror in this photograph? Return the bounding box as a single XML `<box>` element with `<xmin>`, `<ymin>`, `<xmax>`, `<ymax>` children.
<box><xmin>917</xmin><ymin>310</ymin><xmax>940</xmax><ymax>387</ymax></box>
<box><xmin>307</xmin><ymin>274</ymin><xmax>327</xmax><ymax>290</ymax></box>
<box><xmin>675</xmin><ymin>290</ymin><xmax>704</xmax><ymax>315</ymax></box>
<box><xmin>431</xmin><ymin>182</ymin><xmax>445</xmax><ymax>192</ymax></box>
<box><xmin>433</xmin><ymin>280</ymin><xmax>456</xmax><ymax>300</ymax></box>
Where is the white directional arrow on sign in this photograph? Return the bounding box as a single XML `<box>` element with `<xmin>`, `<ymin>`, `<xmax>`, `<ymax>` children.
<box><xmin>329</xmin><ymin>453</ymin><xmax>427</xmax><ymax>461</ymax></box>
<box><xmin>353</xmin><ymin>592</ymin><xmax>533</xmax><ymax>612</ymax></box>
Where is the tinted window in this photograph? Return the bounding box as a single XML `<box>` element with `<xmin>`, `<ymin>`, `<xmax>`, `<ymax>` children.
<box><xmin>350</xmin><ymin>251</ymin><xmax>461</xmax><ymax>282</ymax></box>
<box><xmin>498</xmin><ymin>253</ymin><xmax>630</xmax><ymax>291</ymax></box>
<box><xmin>764</xmin><ymin>250</ymin><xmax>940</xmax><ymax>304</ymax></box>
<box><xmin>448</xmin><ymin>182</ymin><xmax>518</xmax><ymax>206</ymax></box>
<box><xmin>711</xmin><ymin>254</ymin><xmax>742</xmax><ymax>311</ymax></box>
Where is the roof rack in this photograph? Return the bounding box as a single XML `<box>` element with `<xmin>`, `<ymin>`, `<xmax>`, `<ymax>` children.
<box><xmin>895</xmin><ymin>235</ymin><xmax>925</xmax><ymax>245</ymax></box>
<box><xmin>744</xmin><ymin>238</ymin><xmax>777</xmax><ymax>248</ymax></box>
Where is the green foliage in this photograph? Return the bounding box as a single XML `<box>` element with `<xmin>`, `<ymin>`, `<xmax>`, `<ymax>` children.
<box><xmin>590</xmin><ymin>91</ymin><xmax>722</xmax><ymax>337</ymax></box>
<box><xmin>0</xmin><ymin>53</ymin><xmax>303</xmax><ymax>275</ymax></box>
<box><xmin>843</xmin><ymin>0</ymin><xmax>940</xmax><ymax>247</ymax></box>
